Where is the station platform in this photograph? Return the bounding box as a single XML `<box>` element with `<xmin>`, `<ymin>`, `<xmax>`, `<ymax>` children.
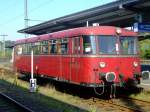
<box><xmin>138</xmin><ymin>79</ymin><xmax>150</xmax><ymax>91</ymax></box>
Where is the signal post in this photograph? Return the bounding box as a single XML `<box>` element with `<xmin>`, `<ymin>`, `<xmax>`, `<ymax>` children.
<box><xmin>29</xmin><ymin>49</ymin><xmax>37</xmax><ymax>92</ymax></box>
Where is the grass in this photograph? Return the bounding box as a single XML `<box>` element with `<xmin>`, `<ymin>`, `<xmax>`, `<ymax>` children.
<box><xmin>89</xmin><ymin>105</ymin><xmax>97</xmax><ymax>112</ymax></box>
<box><xmin>129</xmin><ymin>90</ymin><xmax>150</xmax><ymax>102</ymax></box>
<box><xmin>0</xmin><ymin>69</ymin><xmax>89</xmax><ymax>112</ymax></box>
<box><xmin>0</xmin><ymin>78</ymin><xmax>88</xmax><ymax>112</ymax></box>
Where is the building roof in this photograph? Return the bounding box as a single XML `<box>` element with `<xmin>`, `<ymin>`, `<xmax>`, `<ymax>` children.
<box><xmin>18</xmin><ymin>0</ymin><xmax>150</xmax><ymax>35</ymax></box>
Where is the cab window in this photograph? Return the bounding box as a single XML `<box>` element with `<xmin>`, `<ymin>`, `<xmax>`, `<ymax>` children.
<box><xmin>82</xmin><ymin>35</ymin><xmax>96</xmax><ymax>54</ymax></box>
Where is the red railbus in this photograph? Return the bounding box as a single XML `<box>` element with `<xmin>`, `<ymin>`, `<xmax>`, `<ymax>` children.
<box><xmin>14</xmin><ymin>26</ymin><xmax>141</xmax><ymax>96</ymax></box>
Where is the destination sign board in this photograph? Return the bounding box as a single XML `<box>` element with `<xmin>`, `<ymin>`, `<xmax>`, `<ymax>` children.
<box><xmin>134</xmin><ymin>23</ymin><xmax>150</xmax><ymax>32</ymax></box>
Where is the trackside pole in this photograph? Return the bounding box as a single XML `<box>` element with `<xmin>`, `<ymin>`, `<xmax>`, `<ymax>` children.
<box><xmin>29</xmin><ymin>49</ymin><xmax>37</xmax><ymax>92</ymax></box>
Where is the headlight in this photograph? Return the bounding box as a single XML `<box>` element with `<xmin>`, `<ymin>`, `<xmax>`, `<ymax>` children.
<box><xmin>133</xmin><ymin>61</ymin><xmax>138</xmax><ymax>67</ymax></box>
<box><xmin>105</xmin><ymin>72</ymin><xmax>116</xmax><ymax>82</ymax></box>
<box><xmin>99</xmin><ymin>62</ymin><xmax>106</xmax><ymax>68</ymax></box>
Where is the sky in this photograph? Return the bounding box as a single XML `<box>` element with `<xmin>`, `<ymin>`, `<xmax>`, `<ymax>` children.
<box><xmin>0</xmin><ymin>0</ymin><xmax>115</xmax><ymax>41</ymax></box>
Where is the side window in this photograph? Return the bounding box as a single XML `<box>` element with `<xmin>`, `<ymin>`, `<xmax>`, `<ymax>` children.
<box><xmin>17</xmin><ymin>45</ymin><xmax>22</xmax><ymax>55</ymax></box>
<box><xmin>41</xmin><ymin>41</ymin><xmax>48</xmax><ymax>54</ymax></box>
<box><xmin>61</xmin><ymin>39</ymin><xmax>68</xmax><ymax>54</ymax></box>
<box><xmin>50</xmin><ymin>40</ymin><xmax>57</xmax><ymax>54</ymax></box>
<box><xmin>49</xmin><ymin>39</ymin><xmax>68</xmax><ymax>55</ymax></box>
<box><xmin>72</xmin><ymin>37</ymin><xmax>80</xmax><ymax>54</ymax></box>
<box><xmin>22</xmin><ymin>44</ymin><xmax>25</xmax><ymax>54</ymax></box>
<box><xmin>48</xmin><ymin>41</ymin><xmax>51</xmax><ymax>54</ymax></box>
<box><xmin>33</xmin><ymin>42</ymin><xmax>41</xmax><ymax>55</ymax></box>
<box><xmin>56</xmin><ymin>39</ymin><xmax>62</xmax><ymax>54</ymax></box>
<box><xmin>22</xmin><ymin>44</ymin><xmax>28</xmax><ymax>54</ymax></box>
<box><xmin>27</xmin><ymin>43</ymin><xmax>32</xmax><ymax>54</ymax></box>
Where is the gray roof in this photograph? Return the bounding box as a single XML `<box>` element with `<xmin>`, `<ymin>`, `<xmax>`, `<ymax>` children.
<box><xmin>18</xmin><ymin>0</ymin><xmax>150</xmax><ymax>35</ymax></box>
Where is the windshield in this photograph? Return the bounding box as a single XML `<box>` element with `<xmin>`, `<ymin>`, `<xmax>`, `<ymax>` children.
<box><xmin>82</xmin><ymin>35</ymin><xmax>137</xmax><ymax>55</ymax></box>
<box><xmin>120</xmin><ymin>37</ymin><xmax>137</xmax><ymax>55</ymax></box>
<box><xmin>82</xmin><ymin>35</ymin><xmax>96</xmax><ymax>54</ymax></box>
<box><xmin>98</xmin><ymin>36</ymin><xmax>117</xmax><ymax>55</ymax></box>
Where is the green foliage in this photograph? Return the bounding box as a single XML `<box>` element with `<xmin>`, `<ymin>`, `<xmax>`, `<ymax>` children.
<box><xmin>139</xmin><ymin>39</ymin><xmax>150</xmax><ymax>59</ymax></box>
<box><xmin>144</xmin><ymin>49</ymin><xmax>150</xmax><ymax>59</ymax></box>
<box><xmin>0</xmin><ymin>40</ymin><xmax>14</xmax><ymax>58</ymax></box>
<box><xmin>0</xmin><ymin>48</ymin><xmax>12</xmax><ymax>58</ymax></box>
<box><xmin>89</xmin><ymin>105</ymin><xmax>97</xmax><ymax>112</ymax></box>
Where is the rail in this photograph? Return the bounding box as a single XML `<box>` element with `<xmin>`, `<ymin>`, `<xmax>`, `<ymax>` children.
<box><xmin>0</xmin><ymin>92</ymin><xmax>34</xmax><ymax>112</ymax></box>
<box><xmin>120</xmin><ymin>95</ymin><xmax>150</xmax><ymax>103</ymax></box>
<box><xmin>91</xmin><ymin>97</ymin><xmax>143</xmax><ymax>112</ymax></box>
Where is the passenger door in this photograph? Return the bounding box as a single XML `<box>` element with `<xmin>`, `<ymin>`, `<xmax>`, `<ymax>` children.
<box><xmin>71</xmin><ymin>37</ymin><xmax>81</xmax><ymax>83</ymax></box>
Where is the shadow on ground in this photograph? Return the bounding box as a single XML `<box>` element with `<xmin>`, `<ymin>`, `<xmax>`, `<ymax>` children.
<box><xmin>0</xmin><ymin>79</ymin><xmax>88</xmax><ymax>112</ymax></box>
<box><xmin>19</xmin><ymin>75</ymin><xmax>149</xmax><ymax>112</ymax></box>
<box><xmin>20</xmin><ymin>76</ymin><xmax>143</xmax><ymax>97</ymax></box>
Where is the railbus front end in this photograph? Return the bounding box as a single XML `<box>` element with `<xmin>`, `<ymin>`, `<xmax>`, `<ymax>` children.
<box><xmin>80</xmin><ymin>29</ymin><xmax>141</xmax><ymax>97</ymax></box>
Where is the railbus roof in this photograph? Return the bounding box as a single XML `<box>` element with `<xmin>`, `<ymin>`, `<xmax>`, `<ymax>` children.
<box><xmin>15</xmin><ymin>26</ymin><xmax>137</xmax><ymax>45</ymax></box>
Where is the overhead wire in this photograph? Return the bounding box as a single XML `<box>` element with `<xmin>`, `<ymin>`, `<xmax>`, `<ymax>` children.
<box><xmin>29</xmin><ymin>0</ymin><xmax>54</xmax><ymax>14</ymax></box>
<box><xmin>0</xmin><ymin>14</ymin><xmax>24</xmax><ymax>27</ymax></box>
<box><xmin>0</xmin><ymin>0</ymin><xmax>54</xmax><ymax>27</ymax></box>
<box><xmin>0</xmin><ymin>0</ymin><xmax>21</xmax><ymax>14</ymax></box>
<box><xmin>27</xmin><ymin>0</ymin><xmax>54</xmax><ymax>26</ymax></box>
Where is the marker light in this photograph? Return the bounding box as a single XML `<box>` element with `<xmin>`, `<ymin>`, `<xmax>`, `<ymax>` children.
<box><xmin>99</xmin><ymin>62</ymin><xmax>106</xmax><ymax>68</ymax></box>
<box><xmin>116</xmin><ymin>28</ymin><xmax>122</xmax><ymax>34</ymax></box>
<box><xmin>133</xmin><ymin>61</ymin><xmax>138</xmax><ymax>67</ymax></box>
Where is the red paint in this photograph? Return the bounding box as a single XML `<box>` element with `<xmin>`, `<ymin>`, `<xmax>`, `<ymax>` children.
<box><xmin>14</xmin><ymin>26</ymin><xmax>140</xmax><ymax>87</ymax></box>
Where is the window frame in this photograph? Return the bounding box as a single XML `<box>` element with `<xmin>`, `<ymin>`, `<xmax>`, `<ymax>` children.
<box><xmin>97</xmin><ymin>35</ymin><xmax>118</xmax><ymax>55</ymax></box>
<box><xmin>82</xmin><ymin>35</ymin><xmax>97</xmax><ymax>55</ymax></box>
<box><xmin>119</xmin><ymin>36</ymin><xmax>138</xmax><ymax>55</ymax></box>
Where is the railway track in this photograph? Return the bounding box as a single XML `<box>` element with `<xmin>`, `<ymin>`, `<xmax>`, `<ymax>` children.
<box><xmin>0</xmin><ymin>81</ymin><xmax>87</xmax><ymax>112</ymax></box>
<box><xmin>118</xmin><ymin>95</ymin><xmax>150</xmax><ymax>111</ymax></box>
<box><xmin>88</xmin><ymin>98</ymin><xmax>141</xmax><ymax>112</ymax></box>
<box><xmin>86</xmin><ymin>96</ymin><xmax>150</xmax><ymax>112</ymax></box>
<box><xmin>0</xmin><ymin>84</ymin><xmax>58</xmax><ymax>112</ymax></box>
<box><xmin>0</xmin><ymin>92</ymin><xmax>34</xmax><ymax>112</ymax></box>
